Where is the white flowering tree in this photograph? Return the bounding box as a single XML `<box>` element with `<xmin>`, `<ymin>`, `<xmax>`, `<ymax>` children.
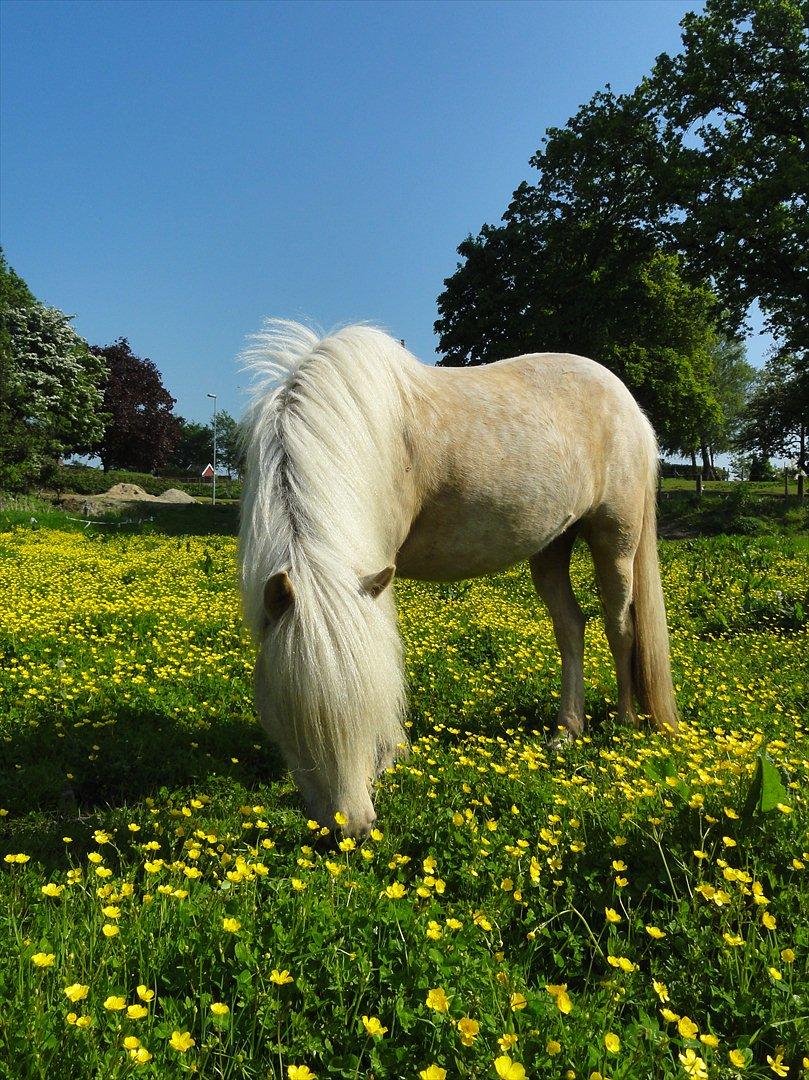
<box><xmin>1</xmin><ymin>254</ymin><xmax>108</xmax><ymax>490</ymax></box>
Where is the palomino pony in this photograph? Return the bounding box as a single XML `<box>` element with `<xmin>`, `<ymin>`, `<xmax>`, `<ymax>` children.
<box><xmin>238</xmin><ymin>321</ymin><xmax>678</xmax><ymax>835</ymax></box>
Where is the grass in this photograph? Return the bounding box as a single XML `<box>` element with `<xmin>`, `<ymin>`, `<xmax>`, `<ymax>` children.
<box><xmin>0</xmin><ymin>512</ymin><xmax>806</xmax><ymax>1079</ymax></box>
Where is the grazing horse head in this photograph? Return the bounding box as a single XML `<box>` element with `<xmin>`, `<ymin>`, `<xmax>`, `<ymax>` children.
<box><xmin>252</xmin><ymin>560</ymin><xmax>405</xmax><ymax>835</ymax></box>
<box><xmin>238</xmin><ymin>322</ymin><xmax>413</xmax><ymax>835</ymax></box>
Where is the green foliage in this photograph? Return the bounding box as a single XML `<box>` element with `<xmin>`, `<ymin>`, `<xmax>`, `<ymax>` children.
<box><xmin>0</xmin><ymin>253</ymin><xmax>107</xmax><ymax>492</ymax></box>
<box><xmin>651</xmin><ymin>0</ymin><xmax>809</xmax><ymax>357</ymax></box>
<box><xmin>215</xmin><ymin>411</ymin><xmax>245</xmax><ymax>479</ymax></box>
<box><xmin>164</xmin><ymin>419</ymin><xmax>214</xmax><ymax>473</ymax></box>
<box><xmin>736</xmin><ymin>352</ymin><xmax>809</xmax><ymax>468</ymax></box>
<box><xmin>50</xmin><ymin>464</ymin><xmax>242</xmax><ymax>500</ymax></box>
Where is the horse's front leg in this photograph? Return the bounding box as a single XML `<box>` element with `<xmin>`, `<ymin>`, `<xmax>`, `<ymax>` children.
<box><xmin>529</xmin><ymin>530</ymin><xmax>586</xmax><ymax>739</ymax></box>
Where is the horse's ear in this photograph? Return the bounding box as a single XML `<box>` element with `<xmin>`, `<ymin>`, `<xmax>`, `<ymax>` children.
<box><xmin>361</xmin><ymin>565</ymin><xmax>395</xmax><ymax>599</ymax></box>
<box><xmin>264</xmin><ymin>571</ymin><xmax>294</xmax><ymax>619</ymax></box>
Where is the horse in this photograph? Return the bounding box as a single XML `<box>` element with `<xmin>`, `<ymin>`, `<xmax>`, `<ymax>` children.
<box><xmin>238</xmin><ymin>321</ymin><xmax>678</xmax><ymax>836</ymax></box>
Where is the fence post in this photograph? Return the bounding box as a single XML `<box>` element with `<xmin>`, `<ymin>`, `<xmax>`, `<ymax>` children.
<box><xmin>798</xmin><ymin>471</ymin><xmax>806</xmax><ymax>499</ymax></box>
<box><xmin>784</xmin><ymin>465</ymin><xmax>789</xmax><ymax>499</ymax></box>
<box><xmin>695</xmin><ymin>470</ymin><xmax>703</xmax><ymax>498</ymax></box>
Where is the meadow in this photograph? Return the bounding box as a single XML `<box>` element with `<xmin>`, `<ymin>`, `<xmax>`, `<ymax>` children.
<box><xmin>0</xmin><ymin>514</ymin><xmax>806</xmax><ymax>1079</ymax></box>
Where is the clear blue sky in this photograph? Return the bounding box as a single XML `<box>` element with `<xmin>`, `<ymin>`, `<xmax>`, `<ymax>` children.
<box><xmin>1</xmin><ymin>0</ymin><xmax>770</xmax><ymax>428</ymax></box>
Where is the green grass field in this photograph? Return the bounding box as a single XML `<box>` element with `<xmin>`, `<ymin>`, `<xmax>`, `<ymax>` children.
<box><xmin>0</xmin><ymin>511</ymin><xmax>806</xmax><ymax>1079</ymax></box>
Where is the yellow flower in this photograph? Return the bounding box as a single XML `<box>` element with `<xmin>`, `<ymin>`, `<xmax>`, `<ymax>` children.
<box><xmin>495</xmin><ymin>1056</ymin><xmax>526</xmax><ymax>1080</ymax></box>
<box><xmin>288</xmin><ymin>1068</ymin><xmax>317</xmax><ymax>1080</ymax></box>
<box><xmin>64</xmin><ymin>983</ymin><xmax>89</xmax><ymax>1002</ymax></box>
<box><xmin>509</xmin><ymin>992</ymin><xmax>527</xmax><ymax>1011</ymax></box>
<box><xmin>546</xmin><ymin>1039</ymin><xmax>561</xmax><ymax>1055</ymax></box>
<box><xmin>130</xmin><ymin>1047</ymin><xmax>152</xmax><ymax>1065</ymax></box>
<box><xmin>136</xmin><ymin>985</ymin><xmax>155</xmax><ymax>1002</ymax></box>
<box><xmin>104</xmin><ymin>996</ymin><xmax>126</xmax><ymax>1011</ymax></box>
<box><xmin>87</xmin><ymin>852</ymin><xmax>103</xmax><ymax>864</ymax></box>
<box><xmin>607</xmin><ymin>955</ymin><xmax>636</xmax><ymax>973</ymax></box>
<box><xmin>605</xmin><ymin>907</ymin><xmax>621</xmax><ymax>924</ymax></box>
<box><xmin>271</xmin><ymin>969</ymin><xmax>294</xmax><ymax>986</ymax></box>
<box><xmin>767</xmin><ymin>1053</ymin><xmax>789</xmax><ymax>1077</ymax></box>
<box><xmin>604</xmin><ymin>1032</ymin><xmax>620</xmax><ymax>1053</ymax></box>
<box><xmin>362</xmin><ymin>1015</ymin><xmax>387</xmax><ymax>1037</ymax></box>
<box><xmin>661</xmin><ymin>1008</ymin><xmax>680</xmax><ymax>1023</ymax></box>
<box><xmin>419</xmin><ymin>1068</ymin><xmax>446</xmax><ymax>1080</ymax></box>
<box><xmin>723</xmin><ymin>932</ymin><xmax>744</xmax><ymax>947</ymax></box>
<box><xmin>41</xmin><ymin>883</ymin><xmax>65</xmax><ymax>897</ymax></box>
<box><xmin>123</xmin><ymin>1036</ymin><xmax>141</xmax><ymax>1049</ymax></box>
<box><xmin>646</xmin><ymin>925</ymin><xmax>666</xmax><ymax>939</ymax></box>
<box><xmin>679</xmin><ymin>1049</ymin><xmax>708</xmax><ymax>1079</ymax></box>
<box><xmin>768</xmin><ymin>967</ymin><xmax>783</xmax><ymax>981</ymax></box>
<box><xmin>728</xmin><ymin>1049</ymin><xmax>747</xmax><ymax>1068</ymax></box>
<box><xmin>499</xmin><ymin>1033</ymin><xmax>519</xmax><ymax>1051</ymax></box>
<box><xmin>384</xmin><ymin>882</ymin><xmax>406</xmax><ymax>899</ymax></box>
<box><xmin>31</xmin><ymin>952</ymin><xmax>55</xmax><ymax>968</ymax></box>
<box><xmin>333</xmin><ymin>811</ymin><xmax>348</xmax><ymax>826</ymax></box>
<box><xmin>762</xmin><ymin>912</ymin><xmax>777</xmax><ymax>930</ymax></box>
<box><xmin>556</xmin><ymin>990</ymin><xmax>573</xmax><ymax>1014</ymax></box>
<box><xmin>426</xmin><ymin>987</ymin><xmax>449</xmax><ymax>1012</ymax></box>
<box><xmin>678</xmin><ymin>1016</ymin><xmax>699</xmax><ymax>1039</ymax></box>
<box><xmin>210</xmin><ymin>1002</ymin><xmax>230</xmax><ymax>1016</ymax></box>
<box><xmin>652</xmin><ymin>979</ymin><xmax>669</xmax><ymax>1002</ymax></box>
<box><xmin>457</xmin><ymin>1017</ymin><xmax>479</xmax><ymax>1045</ymax></box>
<box><xmin>781</xmin><ymin>948</ymin><xmax>795</xmax><ymax>964</ymax></box>
<box><xmin>700</xmin><ymin>1033</ymin><xmax>719</xmax><ymax>1048</ymax></box>
<box><xmin>169</xmin><ymin>1030</ymin><xmax>195</xmax><ymax>1052</ymax></box>
<box><xmin>127</xmin><ymin>1004</ymin><xmax>148</xmax><ymax>1019</ymax></box>
<box><xmin>222</xmin><ymin>918</ymin><xmax>241</xmax><ymax>933</ymax></box>
<box><xmin>102</xmin><ymin>924</ymin><xmax>119</xmax><ymax>938</ymax></box>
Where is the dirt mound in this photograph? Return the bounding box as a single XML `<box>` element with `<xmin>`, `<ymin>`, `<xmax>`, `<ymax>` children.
<box><xmin>154</xmin><ymin>488</ymin><xmax>196</xmax><ymax>504</ymax></box>
<box><xmin>103</xmin><ymin>483</ymin><xmax>151</xmax><ymax>500</ymax></box>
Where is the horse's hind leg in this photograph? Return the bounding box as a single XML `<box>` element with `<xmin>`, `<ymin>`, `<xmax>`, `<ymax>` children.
<box><xmin>586</xmin><ymin>527</ymin><xmax>640</xmax><ymax>727</ymax></box>
<box><xmin>529</xmin><ymin>528</ymin><xmax>585</xmax><ymax>738</ymax></box>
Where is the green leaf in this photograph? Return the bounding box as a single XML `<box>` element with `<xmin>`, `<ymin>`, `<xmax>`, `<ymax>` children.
<box><xmin>758</xmin><ymin>752</ymin><xmax>787</xmax><ymax>813</ymax></box>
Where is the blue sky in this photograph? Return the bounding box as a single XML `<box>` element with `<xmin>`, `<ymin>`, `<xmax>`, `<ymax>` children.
<box><xmin>1</xmin><ymin>0</ymin><xmax>771</xmax><ymax>428</ymax></box>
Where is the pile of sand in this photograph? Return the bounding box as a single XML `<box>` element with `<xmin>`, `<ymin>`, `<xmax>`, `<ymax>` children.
<box><xmin>153</xmin><ymin>488</ymin><xmax>196</xmax><ymax>504</ymax></box>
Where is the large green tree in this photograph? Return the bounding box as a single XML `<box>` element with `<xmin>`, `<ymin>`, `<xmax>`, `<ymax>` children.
<box><xmin>652</xmin><ymin>0</ymin><xmax>809</xmax><ymax>355</ymax></box>
<box><xmin>435</xmin><ymin>87</ymin><xmax>721</xmax><ymax>451</ymax></box>
<box><xmin>0</xmin><ymin>253</ymin><xmax>107</xmax><ymax>490</ymax></box>
<box><xmin>91</xmin><ymin>339</ymin><xmax>181</xmax><ymax>472</ymax></box>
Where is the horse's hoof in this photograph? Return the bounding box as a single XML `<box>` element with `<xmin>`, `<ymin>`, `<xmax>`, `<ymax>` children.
<box><xmin>548</xmin><ymin>727</ymin><xmax>578</xmax><ymax>748</ymax></box>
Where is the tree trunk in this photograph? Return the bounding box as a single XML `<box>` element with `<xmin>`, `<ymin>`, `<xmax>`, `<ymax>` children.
<box><xmin>700</xmin><ymin>437</ymin><xmax>715</xmax><ymax>481</ymax></box>
<box><xmin>690</xmin><ymin>448</ymin><xmax>698</xmax><ymax>476</ymax></box>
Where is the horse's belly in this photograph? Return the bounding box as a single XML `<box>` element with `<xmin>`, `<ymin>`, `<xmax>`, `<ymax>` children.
<box><xmin>395</xmin><ymin>496</ymin><xmax>576</xmax><ymax>582</ymax></box>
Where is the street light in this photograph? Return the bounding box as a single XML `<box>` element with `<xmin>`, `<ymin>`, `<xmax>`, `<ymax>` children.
<box><xmin>207</xmin><ymin>393</ymin><xmax>217</xmax><ymax>506</ymax></box>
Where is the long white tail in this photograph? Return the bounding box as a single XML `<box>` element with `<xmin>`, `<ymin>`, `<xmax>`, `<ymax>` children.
<box><xmin>632</xmin><ymin>476</ymin><xmax>679</xmax><ymax>732</ymax></box>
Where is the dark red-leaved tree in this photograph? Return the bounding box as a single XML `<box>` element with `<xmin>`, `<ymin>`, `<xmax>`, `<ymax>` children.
<box><xmin>91</xmin><ymin>339</ymin><xmax>181</xmax><ymax>472</ymax></box>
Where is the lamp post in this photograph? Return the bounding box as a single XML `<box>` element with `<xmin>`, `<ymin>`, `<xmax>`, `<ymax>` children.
<box><xmin>207</xmin><ymin>393</ymin><xmax>217</xmax><ymax>506</ymax></box>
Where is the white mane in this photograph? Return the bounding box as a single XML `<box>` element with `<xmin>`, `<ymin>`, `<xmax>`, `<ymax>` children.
<box><xmin>237</xmin><ymin>321</ymin><xmax>422</xmax><ymax>813</ymax></box>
